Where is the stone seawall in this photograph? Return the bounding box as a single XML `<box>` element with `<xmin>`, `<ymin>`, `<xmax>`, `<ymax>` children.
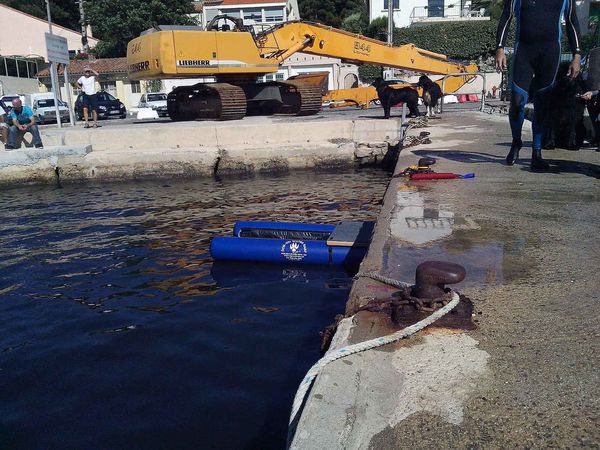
<box><xmin>0</xmin><ymin>115</ymin><xmax>401</xmax><ymax>186</ymax></box>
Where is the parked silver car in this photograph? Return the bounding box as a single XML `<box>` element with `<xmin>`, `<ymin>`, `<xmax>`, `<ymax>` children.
<box><xmin>138</xmin><ymin>93</ymin><xmax>168</xmax><ymax>117</ymax></box>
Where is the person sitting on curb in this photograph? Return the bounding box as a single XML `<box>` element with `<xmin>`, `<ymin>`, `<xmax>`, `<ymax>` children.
<box><xmin>6</xmin><ymin>98</ymin><xmax>44</xmax><ymax>150</ymax></box>
<box><xmin>77</xmin><ymin>67</ymin><xmax>100</xmax><ymax>128</ymax></box>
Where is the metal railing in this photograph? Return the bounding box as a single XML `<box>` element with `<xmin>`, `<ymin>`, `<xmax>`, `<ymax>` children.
<box><xmin>440</xmin><ymin>72</ymin><xmax>487</xmax><ymax>113</ymax></box>
<box><xmin>410</xmin><ymin>5</ymin><xmax>488</xmax><ymax>24</ymax></box>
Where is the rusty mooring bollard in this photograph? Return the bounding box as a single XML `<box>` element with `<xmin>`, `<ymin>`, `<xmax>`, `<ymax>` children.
<box><xmin>412</xmin><ymin>261</ymin><xmax>466</xmax><ymax>299</ymax></box>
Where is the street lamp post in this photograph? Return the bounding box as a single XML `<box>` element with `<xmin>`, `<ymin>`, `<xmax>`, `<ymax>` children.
<box><xmin>78</xmin><ymin>0</ymin><xmax>90</xmax><ymax>53</ymax></box>
<box><xmin>384</xmin><ymin>0</ymin><xmax>395</xmax><ymax>80</ymax></box>
<box><xmin>387</xmin><ymin>0</ymin><xmax>394</xmax><ymax>45</ymax></box>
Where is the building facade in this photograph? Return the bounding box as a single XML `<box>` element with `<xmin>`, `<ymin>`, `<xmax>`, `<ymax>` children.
<box><xmin>369</xmin><ymin>0</ymin><xmax>489</xmax><ymax>28</ymax></box>
<box><xmin>0</xmin><ymin>3</ymin><xmax>98</xmax><ymax>96</ymax></box>
<box><xmin>198</xmin><ymin>0</ymin><xmax>300</xmax><ymax>31</ymax></box>
<box><xmin>370</xmin><ymin>0</ymin><xmax>595</xmax><ymax>34</ymax></box>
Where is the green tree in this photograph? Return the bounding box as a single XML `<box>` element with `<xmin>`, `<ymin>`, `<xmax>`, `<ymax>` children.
<box><xmin>358</xmin><ymin>65</ymin><xmax>383</xmax><ymax>82</ymax></box>
<box><xmin>85</xmin><ymin>0</ymin><xmax>195</xmax><ymax>58</ymax></box>
<box><xmin>334</xmin><ymin>0</ymin><xmax>365</xmax><ymax>21</ymax></box>
<box><xmin>299</xmin><ymin>0</ymin><xmax>366</xmax><ymax>28</ymax></box>
<box><xmin>341</xmin><ymin>11</ymin><xmax>369</xmax><ymax>34</ymax></box>
<box><xmin>365</xmin><ymin>16</ymin><xmax>393</xmax><ymax>41</ymax></box>
<box><xmin>145</xmin><ymin>79</ymin><xmax>162</xmax><ymax>93</ymax></box>
<box><xmin>299</xmin><ymin>0</ymin><xmax>338</xmax><ymax>26</ymax></box>
<box><xmin>0</xmin><ymin>0</ymin><xmax>81</xmax><ymax>33</ymax></box>
<box><xmin>487</xmin><ymin>0</ymin><xmax>504</xmax><ymax>20</ymax></box>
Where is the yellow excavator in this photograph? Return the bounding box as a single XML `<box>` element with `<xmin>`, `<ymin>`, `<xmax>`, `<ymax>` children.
<box><xmin>127</xmin><ymin>17</ymin><xmax>478</xmax><ymax>120</ymax></box>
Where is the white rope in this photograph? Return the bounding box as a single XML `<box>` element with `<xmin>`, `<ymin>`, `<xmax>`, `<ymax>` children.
<box><xmin>354</xmin><ymin>272</ymin><xmax>411</xmax><ymax>289</ymax></box>
<box><xmin>289</xmin><ymin>290</ymin><xmax>460</xmax><ymax>426</ymax></box>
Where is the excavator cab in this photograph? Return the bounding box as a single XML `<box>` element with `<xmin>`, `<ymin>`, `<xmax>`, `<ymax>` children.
<box><xmin>206</xmin><ymin>15</ymin><xmax>254</xmax><ymax>34</ymax></box>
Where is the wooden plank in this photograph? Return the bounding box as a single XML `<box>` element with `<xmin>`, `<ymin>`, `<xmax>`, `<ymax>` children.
<box><xmin>327</xmin><ymin>221</ymin><xmax>375</xmax><ymax>247</ymax></box>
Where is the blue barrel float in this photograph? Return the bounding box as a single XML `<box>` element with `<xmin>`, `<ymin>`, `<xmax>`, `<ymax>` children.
<box><xmin>210</xmin><ymin>221</ymin><xmax>375</xmax><ymax>266</ymax></box>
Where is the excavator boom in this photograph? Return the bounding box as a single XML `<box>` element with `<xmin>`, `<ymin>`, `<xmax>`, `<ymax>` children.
<box><xmin>256</xmin><ymin>21</ymin><xmax>473</xmax><ymax>75</ymax></box>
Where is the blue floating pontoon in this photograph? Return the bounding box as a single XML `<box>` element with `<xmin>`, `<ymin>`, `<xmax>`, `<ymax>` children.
<box><xmin>210</xmin><ymin>220</ymin><xmax>375</xmax><ymax>266</ymax></box>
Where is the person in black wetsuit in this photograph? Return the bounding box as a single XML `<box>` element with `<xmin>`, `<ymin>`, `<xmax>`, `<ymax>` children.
<box><xmin>495</xmin><ymin>0</ymin><xmax>581</xmax><ymax>171</ymax></box>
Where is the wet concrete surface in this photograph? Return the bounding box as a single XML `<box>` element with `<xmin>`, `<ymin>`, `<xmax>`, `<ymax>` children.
<box><xmin>371</xmin><ymin>114</ymin><xmax>599</xmax><ymax>449</ymax></box>
<box><xmin>292</xmin><ymin>112</ymin><xmax>599</xmax><ymax>449</ymax></box>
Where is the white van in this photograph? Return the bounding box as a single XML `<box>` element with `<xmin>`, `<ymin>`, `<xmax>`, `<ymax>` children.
<box><xmin>24</xmin><ymin>93</ymin><xmax>70</xmax><ymax>125</ymax></box>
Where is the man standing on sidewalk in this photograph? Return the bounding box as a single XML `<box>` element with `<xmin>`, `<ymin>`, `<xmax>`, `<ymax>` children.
<box><xmin>77</xmin><ymin>67</ymin><xmax>100</xmax><ymax>128</ymax></box>
<box><xmin>6</xmin><ymin>98</ymin><xmax>43</xmax><ymax>149</ymax></box>
<box><xmin>495</xmin><ymin>0</ymin><xmax>582</xmax><ymax>171</ymax></box>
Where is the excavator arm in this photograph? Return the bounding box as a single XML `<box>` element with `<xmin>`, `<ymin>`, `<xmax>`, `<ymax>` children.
<box><xmin>256</xmin><ymin>21</ymin><xmax>474</xmax><ymax>75</ymax></box>
<box><xmin>255</xmin><ymin>21</ymin><xmax>478</xmax><ymax>109</ymax></box>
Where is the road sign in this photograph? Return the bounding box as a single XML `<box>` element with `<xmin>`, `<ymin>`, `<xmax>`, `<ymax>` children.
<box><xmin>45</xmin><ymin>33</ymin><xmax>69</xmax><ymax>64</ymax></box>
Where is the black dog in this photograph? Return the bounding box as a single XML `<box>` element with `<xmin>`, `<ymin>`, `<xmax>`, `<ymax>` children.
<box><xmin>417</xmin><ymin>75</ymin><xmax>443</xmax><ymax>118</ymax></box>
<box><xmin>543</xmin><ymin>62</ymin><xmax>586</xmax><ymax>150</ymax></box>
<box><xmin>372</xmin><ymin>78</ymin><xmax>420</xmax><ymax>119</ymax></box>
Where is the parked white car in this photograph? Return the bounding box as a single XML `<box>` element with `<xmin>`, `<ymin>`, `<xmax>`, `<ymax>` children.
<box><xmin>31</xmin><ymin>97</ymin><xmax>70</xmax><ymax>124</ymax></box>
<box><xmin>138</xmin><ymin>93</ymin><xmax>168</xmax><ymax>117</ymax></box>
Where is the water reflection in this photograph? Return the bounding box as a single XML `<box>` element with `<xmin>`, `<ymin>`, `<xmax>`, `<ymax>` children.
<box><xmin>386</xmin><ymin>185</ymin><xmax>536</xmax><ymax>288</ymax></box>
<box><xmin>391</xmin><ymin>186</ymin><xmax>479</xmax><ymax>245</ymax></box>
<box><xmin>210</xmin><ymin>261</ymin><xmax>354</xmax><ymax>290</ymax></box>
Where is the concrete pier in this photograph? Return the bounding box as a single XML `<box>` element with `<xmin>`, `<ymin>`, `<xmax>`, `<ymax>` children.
<box><xmin>291</xmin><ymin>112</ymin><xmax>599</xmax><ymax>449</ymax></box>
<box><xmin>0</xmin><ymin>112</ymin><xmax>402</xmax><ymax>186</ymax></box>
<box><xmin>0</xmin><ymin>145</ymin><xmax>91</xmax><ymax>185</ymax></box>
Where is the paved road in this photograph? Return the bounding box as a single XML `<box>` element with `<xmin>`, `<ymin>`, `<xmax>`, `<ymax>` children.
<box><xmin>37</xmin><ymin>102</ymin><xmax>484</xmax><ymax>131</ymax></box>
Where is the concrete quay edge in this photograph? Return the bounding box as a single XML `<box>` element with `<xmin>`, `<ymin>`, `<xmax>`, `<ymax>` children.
<box><xmin>289</xmin><ymin>117</ymin><xmax>485</xmax><ymax>450</ymax></box>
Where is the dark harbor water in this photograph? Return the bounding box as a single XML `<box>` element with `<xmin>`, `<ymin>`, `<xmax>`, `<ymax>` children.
<box><xmin>0</xmin><ymin>170</ymin><xmax>389</xmax><ymax>450</ymax></box>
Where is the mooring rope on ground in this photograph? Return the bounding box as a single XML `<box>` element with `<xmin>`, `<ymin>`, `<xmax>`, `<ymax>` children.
<box><xmin>354</xmin><ymin>272</ymin><xmax>412</xmax><ymax>289</ymax></box>
<box><xmin>288</xmin><ymin>280</ymin><xmax>460</xmax><ymax>427</ymax></box>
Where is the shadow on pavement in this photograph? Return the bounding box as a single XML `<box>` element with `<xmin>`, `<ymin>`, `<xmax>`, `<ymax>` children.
<box><xmin>131</xmin><ymin>120</ymin><xmax>172</xmax><ymax>125</ymax></box>
<box><xmin>410</xmin><ymin>149</ymin><xmax>600</xmax><ymax>178</ymax></box>
<box><xmin>358</xmin><ymin>115</ymin><xmax>392</xmax><ymax>120</ymax></box>
<box><xmin>520</xmin><ymin>159</ymin><xmax>600</xmax><ymax>178</ymax></box>
<box><xmin>495</xmin><ymin>141</ymin><xmax>533</xmax><ymax>148</ymax></box>
<box><xmin>412</xmin><ymin>149</ymin><xmax>504</xmax><ymax>165</ymax></box>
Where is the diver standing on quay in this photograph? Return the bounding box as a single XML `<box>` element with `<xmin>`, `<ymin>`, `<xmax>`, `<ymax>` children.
<box><xmin>495</xmin><ymin>0</ymin><xmax>582</xmax><ymax>171</ymax></box>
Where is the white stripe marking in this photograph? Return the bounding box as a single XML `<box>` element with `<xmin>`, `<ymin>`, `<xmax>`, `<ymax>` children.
<box><xmin>568</xmin><ymin>0</ymin><xmax>580</xmax><ymax>50</ymax></box>
<box><xmin>499</xmin><ymin>0</ymin><xmax>516</xmax><ymax>47</ymax></box>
